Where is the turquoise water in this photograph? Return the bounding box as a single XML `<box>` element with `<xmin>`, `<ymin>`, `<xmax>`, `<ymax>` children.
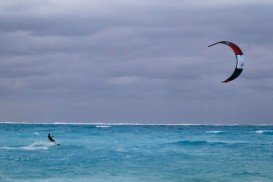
<box><xmin>1</xmin><ymin>124</ymin><xmax>273</xmax><ymax>182</ymax></box>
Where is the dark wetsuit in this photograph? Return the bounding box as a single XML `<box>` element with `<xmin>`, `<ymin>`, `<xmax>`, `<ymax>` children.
<box><xmin>48</xmin><ymin>134</ymin><xmax>56</xmax><ymax>144</ymax></box>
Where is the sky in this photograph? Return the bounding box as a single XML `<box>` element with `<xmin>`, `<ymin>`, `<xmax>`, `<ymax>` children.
<box><xmin>0</xmin><ymin>0</ymin><xmax>273</xmax><ymax>124</ymax></box>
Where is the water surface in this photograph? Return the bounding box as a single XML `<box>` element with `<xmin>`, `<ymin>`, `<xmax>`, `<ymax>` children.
<box><xmin>1</xmin><ymin>123</ymin><xmax>273</xmax><ymax>181</ymax></box>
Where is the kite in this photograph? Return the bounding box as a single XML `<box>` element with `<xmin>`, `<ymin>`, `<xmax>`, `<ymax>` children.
<box><xmin>208</xmin><ymin>41</ymin><xmax>245</xmax><ymax>83</ymax></box>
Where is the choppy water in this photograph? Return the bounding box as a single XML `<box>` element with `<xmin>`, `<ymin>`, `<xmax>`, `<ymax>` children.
<box><xmin>1</xmin><ymin>123</ymin><xmax>273</xmax><ymax>181</ymax></box>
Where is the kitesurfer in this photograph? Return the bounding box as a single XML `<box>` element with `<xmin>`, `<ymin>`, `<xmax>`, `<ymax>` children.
<box><xmin>48</xmin><ymin>133</ymin><xmax>57</xmax><ymax>144</ymax></box>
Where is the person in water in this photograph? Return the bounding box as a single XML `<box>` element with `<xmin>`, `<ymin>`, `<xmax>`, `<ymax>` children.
<box><xmin>48</xmin><ymin>133</ymin><xmax>57</xmax><ymax>144</ymax></box>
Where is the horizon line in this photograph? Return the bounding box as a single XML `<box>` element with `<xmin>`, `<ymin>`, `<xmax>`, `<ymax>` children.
<box><xmin>0</xmin><ymin>121</ymin><xmax>272</xmax><ymax>126</ymax></box>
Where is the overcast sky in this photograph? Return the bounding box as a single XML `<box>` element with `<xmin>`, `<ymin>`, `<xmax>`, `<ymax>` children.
<box><xmin>0</xmin><ymin>0</ymin><xmax>273</xmax><ymax>124</ymax></box>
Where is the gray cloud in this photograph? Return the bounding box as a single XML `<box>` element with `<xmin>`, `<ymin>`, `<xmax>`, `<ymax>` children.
<box><xmin>0</xmin><ymin>0</ymin><xmax>273</xmax><ymax>124</ymax></box>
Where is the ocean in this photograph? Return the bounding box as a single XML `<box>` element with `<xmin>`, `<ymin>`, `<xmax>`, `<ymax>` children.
<box><xmin>0</xmin><ymin>123</ymin><xmax>273</xmax><ymax>182</ymax></box>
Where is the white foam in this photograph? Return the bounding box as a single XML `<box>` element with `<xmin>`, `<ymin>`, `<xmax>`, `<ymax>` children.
<box><xmin>1</xmin><ymin>142</ymin><xmax>56</xmax><ymax>151</ymax></box>
<box><xmin>20</xmin><ymin>142</ymin><xmax>55</xmax><ymax>150</ymax></box>
<box><xmin>95</xmin><ymin>125</ymin><xmax>111</xmax><ymax>128</ymax></box>
<box><xmin>255</xmin><ymin>130</ymin><xmax>273</xmax><ymax>134</ymax></box>
<box><xmin>206</xmin><ymin>130</ymin><xmax>226</xmax><ymax>134</ymax></box>
<box><xmin>0</xmin><ymin>146</ymin><xmax>17</xmax><ymax>150</ymax></box>
<box><xmin>34</xmin><ymin>132</ymin><xmax>40</xmax><ymax>135</ymax></box>
<box><xmin>255</xmin><ymin>130</ymin><xmax>264</xmax><ymax>134</ymax></box>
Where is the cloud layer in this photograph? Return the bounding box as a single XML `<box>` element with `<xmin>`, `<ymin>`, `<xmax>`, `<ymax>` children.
<box><xmin>1</xmin><ymin>0</ymin><xmax>273</xmax><ymax>124</ymax></box>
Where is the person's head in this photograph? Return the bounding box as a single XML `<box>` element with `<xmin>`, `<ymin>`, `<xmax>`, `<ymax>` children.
<box><xmin>48</xmin><ymin>133</ymin><xmax>50</xmax><ymax>136</ymax></box>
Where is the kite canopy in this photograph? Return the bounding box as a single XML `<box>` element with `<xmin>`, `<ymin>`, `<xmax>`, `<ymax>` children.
<box><xmin>208</xmin><ymin>41</ymin><xmax>245</xmax><ymax>83</ymax></box>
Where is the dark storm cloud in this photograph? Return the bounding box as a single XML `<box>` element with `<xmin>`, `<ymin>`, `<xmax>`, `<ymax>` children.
<box><xmin>0</xmin><ymin>0</ymin><xmax>273</xmax><ymax>123</ymax></box>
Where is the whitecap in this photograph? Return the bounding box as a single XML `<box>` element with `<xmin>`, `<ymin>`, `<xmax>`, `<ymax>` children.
<box><xmin>34</xmin><ymin>132</ymin><xmax>40</xmax><ymax>135</ymax></box>
<box><xmin>255</xmin><ymin>130</ymin><xmax>273</xmax><ymax>134</ymax></box>
<box><xmin>95</xmin><ymin>125</ymin><xmax>111</xmax><ymax>128</ymax></box>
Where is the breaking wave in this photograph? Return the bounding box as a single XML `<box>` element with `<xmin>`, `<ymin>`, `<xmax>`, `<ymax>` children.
<box><xmin>95</xmin><ymin>125</ymin><xmax>111</xmax><ymax>128</ymax></box>
<box><xmin>255</xmin><ymin>130</ymin><xmax>273</xmax><ymax>135</ymax></box>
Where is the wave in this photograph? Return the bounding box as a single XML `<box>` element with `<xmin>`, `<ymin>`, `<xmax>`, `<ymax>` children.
<box><xmin>172</xmin><ymin>140</ymin><xmax>210</xmax><ymax>146</ymax></box>
<box><xmin>95</xmin><ymin>125</ymin><xmax>111</xmax><ymax>128</ymax></box>
<box><xmin>206</xmin><ymin>130</ymin><xmax>226</xmax><ymax>134</ymax></box>
<box><xmin>255</xmin><ymin>130</ymin><xmax>273</xmax><ymax>135</ymax></box>
<box><xmin>0</xmin><ymin>142</ymin><xmax>56</xmax><ymax>151</ymax></box>
<box><xmin>0</xmin><ymin>146</ymin><xmax>17</xmax><ymax>150</ymax></box>
<box><xmin>169</xmin><ymin>140</ymin><xmax>245</xmax><ymax>147</ymax></box>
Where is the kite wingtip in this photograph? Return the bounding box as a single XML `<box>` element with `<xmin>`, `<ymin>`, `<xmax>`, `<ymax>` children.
<box><xmin>222</xmin><ymin>80</ymin><xmax>230</xmax><ymax>83</ymax></box>
<box><xmin>208</xmin><ymin>43</ymin><xmax>218</xmax><ymax>47</ymax></box>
